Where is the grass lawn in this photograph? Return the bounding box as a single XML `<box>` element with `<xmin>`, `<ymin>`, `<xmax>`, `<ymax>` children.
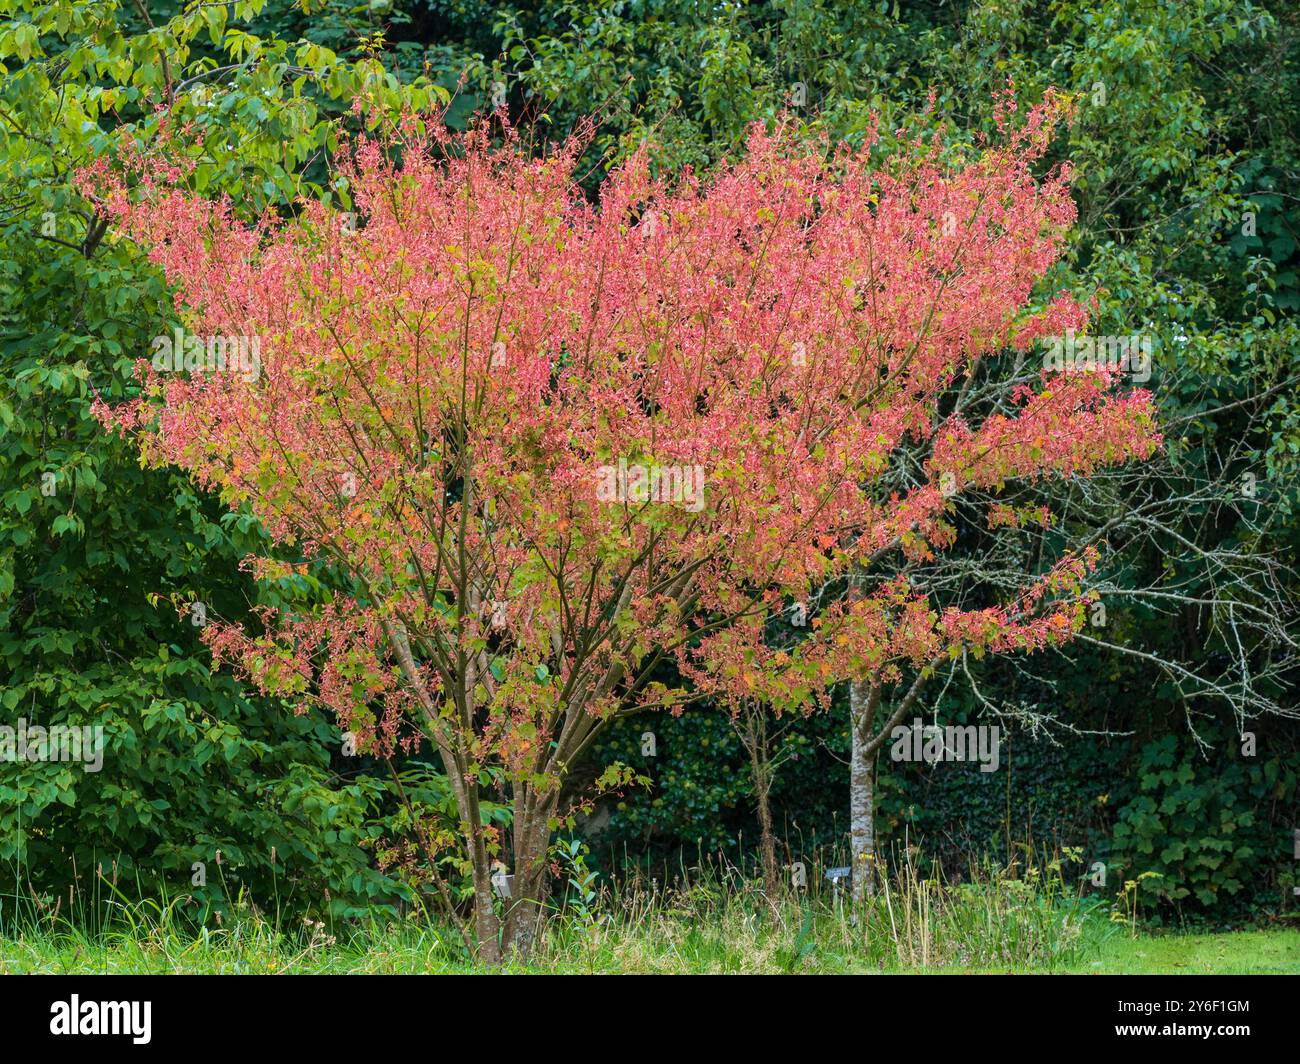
<box><xmin>2</xmin><ymin>914</ymin><xmax>1296</xmax><ymax>974</ymax></box>
<box><xmin>1081</xmin><ymin>927</ymin><xmax>1300</xmax><ymax>975</ymax></box>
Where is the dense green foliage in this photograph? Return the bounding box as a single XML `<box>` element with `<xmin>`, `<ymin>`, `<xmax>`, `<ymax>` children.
<box><xmin>1</xmin><ymin>0</ymin><xmax>1296</xmax><ymax>929</ymax></box>
<box><xmin>590</xmin><ymin>685</ymin><xmax>1298</xmax><ymax>923</ymax></box>
<box><xmin>0</xmin><ymin>0</ymin><xmax>457</xmax><ymax>919</ymax></box>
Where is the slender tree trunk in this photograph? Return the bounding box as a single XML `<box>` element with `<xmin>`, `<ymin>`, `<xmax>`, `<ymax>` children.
<box><xmin>753</xmin><ymin>765</ymin><xmax>780</xmax><ymax>900</ymax></box>
<box><xmin>755</xmin><ymin>784</ymin><xmax>780</xmax><ymax>900</ymax></box>
<box><xmin>470</xmin><ymin>853</ymin><xmax>503</xmax><ymax>963</ymax></box>
<box><xmin>431</xmin><ymin>753</ymin><xmax>503</xmax><ymax>963</ymax></box>
<box><xmin>736</xmin><ymin>700</ymin><xmax>781</xmax><ymax>898</ymax></box>
<box><xmin>849</xmin><ymin>679</ymin><xmax>877</xmax><ymax>904</ymax></box>
<box><xmin>449</xmin><ymin>767</ymin><xmax>505</xmax><ymax>963</ymax></box>
<box><xmin>377</xmin><ymin>614</ymin><xmax>505</xmax><ymax>962</ymax></box>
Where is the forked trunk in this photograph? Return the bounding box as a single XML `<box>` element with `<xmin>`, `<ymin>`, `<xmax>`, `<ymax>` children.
<box><xmin>501</xmin><ymin>793</ymin><xmax>557</xmax><ymax>960</ymax></box>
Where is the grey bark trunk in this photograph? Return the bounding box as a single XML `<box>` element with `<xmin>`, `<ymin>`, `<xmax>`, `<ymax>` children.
<box><xmin>849</xmin><ymin>679</ymin><xmax>876</xmax><ymax>904</ymax></box>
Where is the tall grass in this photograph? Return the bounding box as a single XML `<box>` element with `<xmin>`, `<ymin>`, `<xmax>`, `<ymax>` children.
<box><xmin>3</xmin><ymin>844</ymin><xmax>1110</xmax><ymax>973</ymax></box>
<box><xmin>544</xmin><ymin>842</ymin><xmax>1106</xmax><ymax>973</ymax></box>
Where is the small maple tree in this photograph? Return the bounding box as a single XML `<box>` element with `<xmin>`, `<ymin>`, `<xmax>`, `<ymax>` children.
<box><xmin>90</xmin><ymin>92</ymin><xmax>1159</xmax><ymax>959</ymax></box>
